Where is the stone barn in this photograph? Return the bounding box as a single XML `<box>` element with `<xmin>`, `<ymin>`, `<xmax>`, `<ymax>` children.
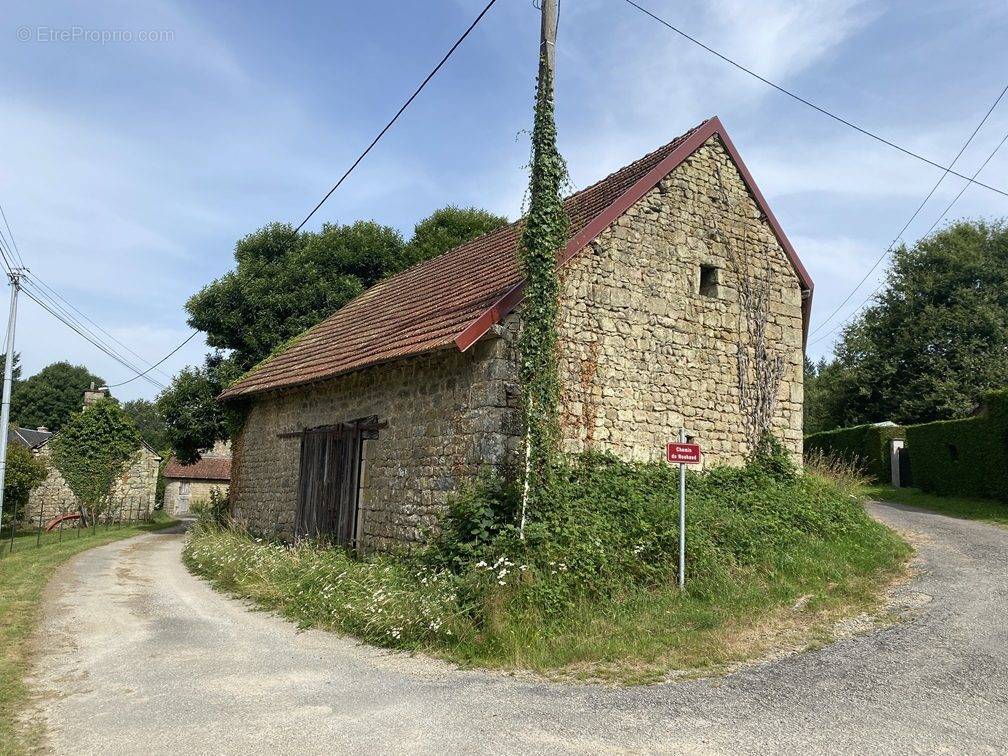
<box><xmin>221</xmin><ymin>117</ymin><xmax>813</xmax><ymax>550</ymax></box>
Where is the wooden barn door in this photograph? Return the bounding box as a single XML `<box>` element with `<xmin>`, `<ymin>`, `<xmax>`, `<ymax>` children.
<box><xmin>295</xmin><ymin>423</ymin><xmax>364</xmax><ymax>545</ymax></box>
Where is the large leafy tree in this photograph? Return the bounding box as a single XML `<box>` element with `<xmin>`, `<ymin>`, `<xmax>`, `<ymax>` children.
<box><xmin>164</xmin><ymin>207</ymin><xmax>506</xmax><ymax>459</ymax></box>
<box><xmin>405</xmin><ymin>206</ymin><xmax>506</xmax><ymax>266</ymax></box>
<box><xmin>803</xmin><ymin>356</ymin><xmax>852</xmax><ymax>434</ymax></box>
<box><xmin>0</xmin><ymin>352</ymin><xmax>22</xmax><ymax>384</ymax></box>
<box><xmin>2</xmin><ymin>444</ymin><xmax>47</xmax><ymax>527</ymax></box>
<box><xmin>157</xmin><ymin>353</ymin><xmax>243</xmax><ymax>464</ymax></box>
<box><xmin>823</xmin><ymin>219</ymin><xmax>1008</xmax><ymax>425</ymax></box>
<box><xmin>11</xmin><ymin>361</ymin><xmax>104</xmax><ymax>432</ymax></box>
<box><xmin>121</xmin><ymin>398</ymin><xmax>168</xmax><ymax>452</ymax></box>
<box><xmin>186</xmin><ymin>221</ymin><xmax>408</xmax><ymax>369</ymax></box>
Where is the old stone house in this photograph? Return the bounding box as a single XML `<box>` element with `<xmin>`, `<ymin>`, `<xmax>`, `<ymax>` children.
<box><xmin>26</xmin><ymin>438</ymin><xmax>160</xmax><ymax>526</ymax></box>
<box><xmin>23</xmin><ymin>387</ymin><xmax>161</xmax><ymax>526</ymax></box>
<box><xmin>221</xmin><ymin>117</ymin><xmax>813</xmax><ymax>550</ymax></box>
<box><xmin>163</xmin><ymin>441</ymin><xmax>231</xmax><ymax>517</ymax></box>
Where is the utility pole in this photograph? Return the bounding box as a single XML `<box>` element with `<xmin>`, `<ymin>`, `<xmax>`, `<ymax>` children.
<box><xmin>0</xmin><ymin>268</ymin><xmax>24</xmax><ymax>528</ymax></box>
<box><xmin>540</xmin><ymin>0</ymin><xmax>557</xmax><ymax>79</ymax></box>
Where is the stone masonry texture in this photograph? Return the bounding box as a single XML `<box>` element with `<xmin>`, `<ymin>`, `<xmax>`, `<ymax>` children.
<box><xmin>231</xmin><ymin>135</ymin><xmax>804</xmax><ymax>550</ymax></box>
<box><xmin>26</xmin><ymin>445</ymin><xmax>160</xmax><ymax>526</ymax></box>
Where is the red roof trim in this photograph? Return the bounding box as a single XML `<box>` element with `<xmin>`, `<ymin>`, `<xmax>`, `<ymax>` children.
<box><xmin>453</xmin><ymin>117</ymin><xmax>813</xmax><ymax>351</ymax></box>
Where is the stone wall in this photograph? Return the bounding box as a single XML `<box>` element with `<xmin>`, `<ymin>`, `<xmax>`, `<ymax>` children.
<box><xmin>25</xmin><ymin>445</ymin><xmax>161</xmax><ymax>526</ymax></box>
<box><xmin>553</xmin><ymin>135</ymin><xmax>803</xmax><ymax>465</ymax></box>
<box><xmin>164</xmin><ymin>479</ymin><xmax>229</xmax><ymax>517</ymax></box>
<box><xmin>231</xmin><ymin>335</ymin><xmax>517</xmax><ymax>550</ymax></box>
<box><xmin>232</xmin><ymin>134</ymin><xmax>804</xmax><ymax>548</ymax></box>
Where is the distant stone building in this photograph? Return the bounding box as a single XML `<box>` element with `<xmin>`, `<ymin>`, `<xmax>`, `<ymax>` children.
<box><xmin>162</xmin><ymin>441</ymin><xmax>231</xmax><ymax>517</ymax></box>
<box><xmin>22</xmin><ymin>387</ymin><xmax>161</xmax><ymax>526</ymax></box>
<box><xmin>220</xmin><ymin>117</ymin><xmax>813</xmax><ymax>551</ymax></box>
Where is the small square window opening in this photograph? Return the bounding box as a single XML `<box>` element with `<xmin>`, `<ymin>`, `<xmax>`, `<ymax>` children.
<box><xmin>699</xmin><ymin>265</ymin><xmax>719</xmax><ymax>298</ymax></box>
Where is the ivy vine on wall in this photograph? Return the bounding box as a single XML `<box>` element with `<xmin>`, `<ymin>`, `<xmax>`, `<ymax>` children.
<box><xmin>50</xmin><ymin>398</ymin><xmax>143</xmax><ymax>512</ymax></box>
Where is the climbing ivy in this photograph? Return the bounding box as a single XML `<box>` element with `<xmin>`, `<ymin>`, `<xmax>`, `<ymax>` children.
<box><xmin>517</xmin><ymin>59</ymin><xmax>569</xmax><ymax>533</ymax></box>
<box><xmin>50</xmin><ymin>398</ymin><xmax>143</xmax><ymax>513</ymax></box>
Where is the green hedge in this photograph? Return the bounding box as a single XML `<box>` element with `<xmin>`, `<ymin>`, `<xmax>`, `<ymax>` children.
<box><xmin>904</xmin><ymin>389</ymin><xmax>1008</xmax><ymax>502</ymax></box>
<box><xmin>804</xmin><ymin>423</ymin><xmax>905</xmax><ymax>482</ymax></box>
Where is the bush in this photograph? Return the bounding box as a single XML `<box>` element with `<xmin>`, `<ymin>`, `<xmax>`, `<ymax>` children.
<box><xmin>905</xmin><ymin>389</ymin><xmax>1008</xmax><ymax>502</ymax></box>
<box><xmin>1</xmin><ymin>445</ymin><xmax>48</xmax><ymax>528</ymax></box>
<box><xmin>804</xmin><ymin>422</ymin><xmax>905</xmax><ymax>482</ymax></box>
<box><xmin>190</xmin><ymin>488</ymin><xmax>230</xmax><ymax>530</ymax></box>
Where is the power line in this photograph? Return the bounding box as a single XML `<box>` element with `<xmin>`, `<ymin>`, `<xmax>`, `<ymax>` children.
<box><xmin>809</xmin><ymin>83</ymin><xmax>1008</xmax><ymax>336</ymax></box>
<box><xmin>106</xmin><ymin>330</ymin><xmax>200</xmax><ymax>388</ymax></box>
<box><xmin>25</xmin><ymin>272</ymin><xmax>175</xmax><ymax>382</ymax></box>
<box><xmin>292</xmin><ymin>0</ymin><xmax>499</xmax><ymax>233</ymax></box>
<box><xmin>0</xmin><ymin>204</ymin><xmax>26</xmax><ymax>269</ymax></box>
<box><xmin>18</xmin><ymin>278</ymin><xmax>160</xmax><ymax>387</ymax></box>
<box><xmin>621</xmin><ymin>0</ymin><xmax>1008</xmax><ymax>200</ymax></box>
<box><xmin>20</xmin><ymin>285</ymin><xmax>167</xmax><ymax>390</ymax></box>
<box><xmin>0</xmin><ymin>1</ymin><xmax>501</xmax><ymax>389</ymax></box>
<box><xmin>807</xmin><ymin>128</ymin><xmax>1008</xmax><ymax>349</ymax></box>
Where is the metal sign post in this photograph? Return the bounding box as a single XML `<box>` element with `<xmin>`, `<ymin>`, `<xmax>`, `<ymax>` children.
<box><xmin>667</xmin><ymin>432</ymin><xmax>702</xmax><ymax>589</ymax></box>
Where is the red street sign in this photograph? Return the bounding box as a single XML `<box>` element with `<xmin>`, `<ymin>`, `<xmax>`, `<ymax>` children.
<box><xmin>667</xmin><ymin>443</ymin><xmax>701</xmax><ymax>464</ymax></box>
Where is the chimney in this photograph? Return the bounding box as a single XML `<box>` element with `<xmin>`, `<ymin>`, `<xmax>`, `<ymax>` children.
<box><xmin>82</xmin><ymin>382</ymin><xmax>110</xmax><ymax>410</ymax></box>
<box><xmin>36</xmin><ymin>426</ymin><xmax>48</xmax><ymax>433</ymax></box>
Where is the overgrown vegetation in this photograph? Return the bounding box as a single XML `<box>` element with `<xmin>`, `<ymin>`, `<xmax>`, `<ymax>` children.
<box><xmin>49</xmin><ymin>399</ymin><xmax>142</xmax><ymax>517</ymax></box>
<box><xmin>515</xmin><ymin>59</ymin><xmax>569</xmax><ymax>531</ymax></box>
<box><xmin>1</xmin><ymin>446</ymin><xmax>48</xmax><ymax>530</ymax></box>
<box><xmin>185</xmin><ymin>450</ymin><xmax>908</xmax><ymax>681</ymax></box>
<box><xmin>1</xmin><ymin>513</ymin><xmax>177</xmax><ymax>754</ymax></box>
<box><xmin>804</xmin><ymin>422</ymin><xmax>905</xmax><ymax>483</ymax></box>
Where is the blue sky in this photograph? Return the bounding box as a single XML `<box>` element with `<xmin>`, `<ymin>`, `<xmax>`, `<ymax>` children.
<box><xmin>2</xmin><ymin>0</ymin><xmax>1007</xmax><ymax>400</ymax></box>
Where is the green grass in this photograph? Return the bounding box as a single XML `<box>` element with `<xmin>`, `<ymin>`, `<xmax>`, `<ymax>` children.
<box><xmin>865</xmin><ymin>485</ymin><xmax>1008</xmax><ymax>529</ymax></box>
<box><xmin>0</xmin><ymin>512</ymin><xmax>178</xmax><ymax>755</ymax></box>
<box><xmin>186</xmin><ymin>458</ymin><xmax>911</xmax><ymax>684</ymax></box>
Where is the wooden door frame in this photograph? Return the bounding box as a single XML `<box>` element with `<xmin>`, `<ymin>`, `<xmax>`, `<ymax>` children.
<box><xmin>293</xmin><ymin>416</ymin><xmax>380</xmax><ymax>546</ymax></box>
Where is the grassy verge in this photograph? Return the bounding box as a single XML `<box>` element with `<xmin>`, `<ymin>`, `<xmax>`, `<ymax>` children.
<box><xmin>186</xmin><ymin>452</ymin><xmax>910</xmax><ymax>684</ymax></box>
<box><xmin>0</xmin><ymin>512</ymin><xmax>178</xmax><ymax>755</ymax></box>
<box><xmin>865</xmin><ymin>485</ymin><xmax>1008</xmax><ymax>529</ymax></box>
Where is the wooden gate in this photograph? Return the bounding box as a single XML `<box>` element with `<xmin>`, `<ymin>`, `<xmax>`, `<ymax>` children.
<box><xmin>294</xmin><ymin>419</ymin><xmax>376</xmax><ymax>545</ymax></box>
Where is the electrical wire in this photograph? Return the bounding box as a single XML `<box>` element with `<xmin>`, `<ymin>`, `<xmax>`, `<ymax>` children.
<box><xmin>25</xmin><ymin>272</ymin><xmax>175</xmax><ymax>382</ymax></box>
<box><xmin>621</xmin><ymin>0</ymin><xmax>1008</xmax><ymax>199</ymax></box>
<box><xmin>809</xmin><ymin>83</ymin><xmax>1008</xmax><ymax>336</ymax></box>
<box><xmin>292</xmin><ymin>0</ymin><xmax>499</xmax><ymax>234</ymax></box>
<box><xmin>807</xmin><ymin>128</ymin><xmax>1008</xmax><ymax>348</ymax></box>
<box><xmin>105</xmin><ymin>330</ymin><xmax>200</xmax><ymax>388</ymax></box>
<box><xmin>20</xmin><ymin>285</ymin><xmax>167</xmax><ymax>390</ymax></box>
<box><xmin>17</xmin><ymin>278</ymin><xmax>158</xmax><ymax>385</ymax></box>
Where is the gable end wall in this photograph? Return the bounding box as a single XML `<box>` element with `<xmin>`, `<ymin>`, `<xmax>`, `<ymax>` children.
<box><xmin>553</xmin><ymin>135</ymin><xmax>803</xmax><ymax>464</ymax></box>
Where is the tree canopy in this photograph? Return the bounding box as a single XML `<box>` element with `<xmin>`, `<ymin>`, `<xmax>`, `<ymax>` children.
<box><xmin>11</xmin><ymin>361</ymin><xmax>104</xmax><ymax>432</ymax></box>
<box><xmin>2</xmin><ymin>444</ymin><xmax>47</xmax><ymax>526</ymax></box>
<box><xmin>809</xmin><ymin>219</ymin><xmax>1008</xmax><ymax>428</ymax></box>
<box><xmin>121</xmin><ymin>398</ymin><xmax>168</xmax><ymax>452</ymax></box>
<box><xmin>405</xmin><ymin>206</ymin><xmax>507</xmax><ymax>267</ymax></box>
<box><xmin>0</xmin><ymin>352</ymin><xmax>22</xmax><ymax>384</ymax></box>
<box><xmin>157</xmin><ymin>352</ymin><xmax>243</xmax><ymax>464</ymax></box>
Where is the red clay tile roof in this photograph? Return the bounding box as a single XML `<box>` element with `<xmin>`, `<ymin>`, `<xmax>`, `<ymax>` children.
<box><xmin>222</xmin><ymin>117</ymin><xmax>811</xmax><ymax>399</ymax></box>
<box><xmin>163</xmin><ymin>456</ymin><xmax>231</xmax><ymax>482</ymax></box>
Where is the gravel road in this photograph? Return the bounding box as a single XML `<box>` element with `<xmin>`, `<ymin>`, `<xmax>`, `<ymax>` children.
<box><xmin>24</xmin><ymin>501</ymin><xmax>1008</xmax><ymax>754</ymax></box>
